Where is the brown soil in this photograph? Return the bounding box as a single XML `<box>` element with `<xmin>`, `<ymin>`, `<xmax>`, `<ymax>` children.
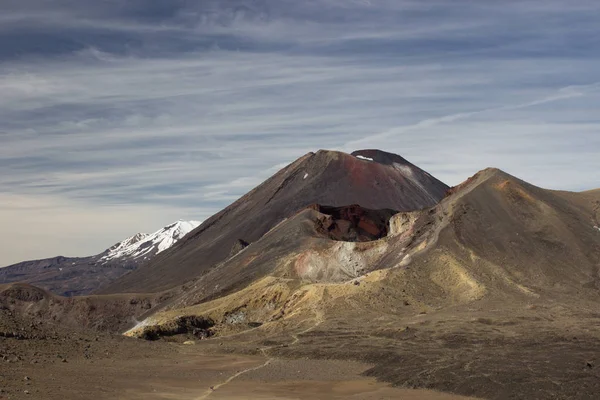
<box><xmin>0</xmin><ymin>283</ymin><xmax>168</xmax><ymax>333</ymax></box>
<box><xmin>0</xmin><ymin>309</ymin><xmax>476</xmax><ymax>400</ymax></box>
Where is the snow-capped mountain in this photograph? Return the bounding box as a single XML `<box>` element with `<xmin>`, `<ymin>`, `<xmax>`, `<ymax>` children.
<box><xmin>0</xmin><ymin>220</ymin><xmax>201</xmax><ymax>296</ymax></box>
<box><xmin>100</xmin><ymin>220</ymin><xmax>201</xmax><ymax>263</ymax></box>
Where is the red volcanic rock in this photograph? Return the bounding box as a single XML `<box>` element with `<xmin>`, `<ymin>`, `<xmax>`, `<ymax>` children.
<box><xmin>309</xmin><ymin>204</ymin><xmax>397</xmax><ymax>242</ymax></box>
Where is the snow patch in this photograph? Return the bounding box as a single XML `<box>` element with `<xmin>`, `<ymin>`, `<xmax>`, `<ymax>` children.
<box><xmin>303</xmin><ymin>172</ymin><xmax>309</xmax><ymax>179</ymax></box>
<box><xmin>356</xmin><ymin>155</ymin><xmax>374</xmax><ymax>161</ymax></box>
<box><xmin>594</xmin><ymin>225</ymin><xmax>600</xmax><ymax>232</ymax></box>
<box><xmin>100</xmin><ymin>220</ymin><xmax>201</xmax><ymax>263</ymax></box>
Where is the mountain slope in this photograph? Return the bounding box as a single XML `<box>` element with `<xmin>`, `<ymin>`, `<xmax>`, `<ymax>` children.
<box><xmin>129</xmin><ymin>168</ymin><xmax>600</xmax><ymax>330</ymax></box>
<box><xmin>0</xmin><ymin>282</ymin><xmax>167</xmax><ymax>333</ymax></box>
<box><xmin>0</xmin><ymin>220</ymin><xmax>200</xmax><ymax>296</ymax></box>
<box><xmin>101</xmin><ymin>149</ymin><xmax>449</xmax><ymax>294</ymax></box>
<box><xmin>383</xmin><ymin>168</ymin><xmax>600</xmax><ymax>307</ymax></box>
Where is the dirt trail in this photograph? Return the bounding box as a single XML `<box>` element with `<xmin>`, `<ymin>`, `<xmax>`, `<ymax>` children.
<box><xmin>197</xmin><ymin>307</ymin><xmax>324</xmax><ymax>399</ymax></box>
<box><xmin>196</xmin><ymin>358</ymin><xmax>274</xmax><ymax>400</ymax></box>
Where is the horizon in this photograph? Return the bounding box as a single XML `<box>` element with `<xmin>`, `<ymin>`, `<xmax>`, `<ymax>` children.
<box><xmin>2</xmin><ymin>1</ymin><xmax>600</xmax><ymax>265</ymax></box>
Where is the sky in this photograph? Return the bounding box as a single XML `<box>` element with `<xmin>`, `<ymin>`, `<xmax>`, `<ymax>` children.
<box><xmin>1</xmin><ymin>0</ymin><xmax>599</xmax><ymax>265</ymax></box>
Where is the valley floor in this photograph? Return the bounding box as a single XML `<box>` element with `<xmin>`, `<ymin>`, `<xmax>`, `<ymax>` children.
<box><xmin>1</xmin><ymin>339</ymin><xmax>472</xmax><ymax>400</ymax></box>
<box><xmin>2</xmin><ymin>294</ymin><xmax>600</xmax><ymax>399</ymax></box>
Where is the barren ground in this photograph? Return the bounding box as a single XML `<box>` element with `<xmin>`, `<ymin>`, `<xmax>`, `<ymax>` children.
<box><xmin>1</xmin><ymin>335</ymin><xmax>474</xmax><ymax>400</ymax></box>
<box><xmin>3</xmin><ymin>292</ymin><xmax>600</xmax><ymax>400</ymax></box>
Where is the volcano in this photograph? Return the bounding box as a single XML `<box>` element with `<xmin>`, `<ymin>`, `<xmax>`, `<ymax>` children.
<box><xmin>101</xmin><ymin>149</ymin><xmax>449</xmax><ymax>294</ymax></box>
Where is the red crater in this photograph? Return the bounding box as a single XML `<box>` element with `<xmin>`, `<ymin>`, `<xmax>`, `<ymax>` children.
<box><xmin>307</xmin><ymin>204</ymin><xmax>397</xmax><ymax>242</ymax></box>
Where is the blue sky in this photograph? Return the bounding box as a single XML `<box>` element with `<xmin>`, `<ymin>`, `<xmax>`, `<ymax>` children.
<box><xmin>1</xmin><ymin>0</ymin><xmax>599</xmax><ymax>265</ymax></box>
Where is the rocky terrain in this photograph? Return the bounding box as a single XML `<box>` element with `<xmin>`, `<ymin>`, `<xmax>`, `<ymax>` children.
<box><xmin>0</xmin><ymin>283</ymin><xmax>169</xmax><ymax>333</ymax></box>
<box><xmin>2</xmin><ymin>149</ymin><xmax>599</xmax><ymax>399</ymax></box>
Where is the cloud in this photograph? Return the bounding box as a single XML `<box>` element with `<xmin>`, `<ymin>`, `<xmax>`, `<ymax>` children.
<box><xmin>1</xmin><ymin>0</ymin><xmax>600</xmax><ymax>265</ymax></box>
<box><xmin>344</xmin><ymin>81</ymin><xmax>600</xmax><ymax>150</ymax></box>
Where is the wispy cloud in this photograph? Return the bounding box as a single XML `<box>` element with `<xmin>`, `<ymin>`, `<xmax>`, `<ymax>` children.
<box><xmin>1</xmin><ymin>0</ymin><xmax>600</xmax><ymax>264</ymax></box>
<box><xmin>344</xmin><ymin>81</ymin><xmax>600</xmax><ymax>149</ymax></box>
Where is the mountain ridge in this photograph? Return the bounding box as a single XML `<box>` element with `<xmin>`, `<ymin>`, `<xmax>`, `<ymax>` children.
<box><xmin>0</xmin><ymin>220</ymin><xmax>200</xmax><ymax>296</ymax></box>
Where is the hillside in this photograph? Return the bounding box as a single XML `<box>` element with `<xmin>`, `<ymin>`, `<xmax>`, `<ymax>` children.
<box><xmin>0</xmin><ymin>282</ymin><xmax>169</xmax><ymax>334</ymax></box>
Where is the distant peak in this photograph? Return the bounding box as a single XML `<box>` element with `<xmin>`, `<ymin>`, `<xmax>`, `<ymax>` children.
<box><xmin>100</xmin><ymin>220</ymin><xmax>201</xmax><ymax>262</ymax></box>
